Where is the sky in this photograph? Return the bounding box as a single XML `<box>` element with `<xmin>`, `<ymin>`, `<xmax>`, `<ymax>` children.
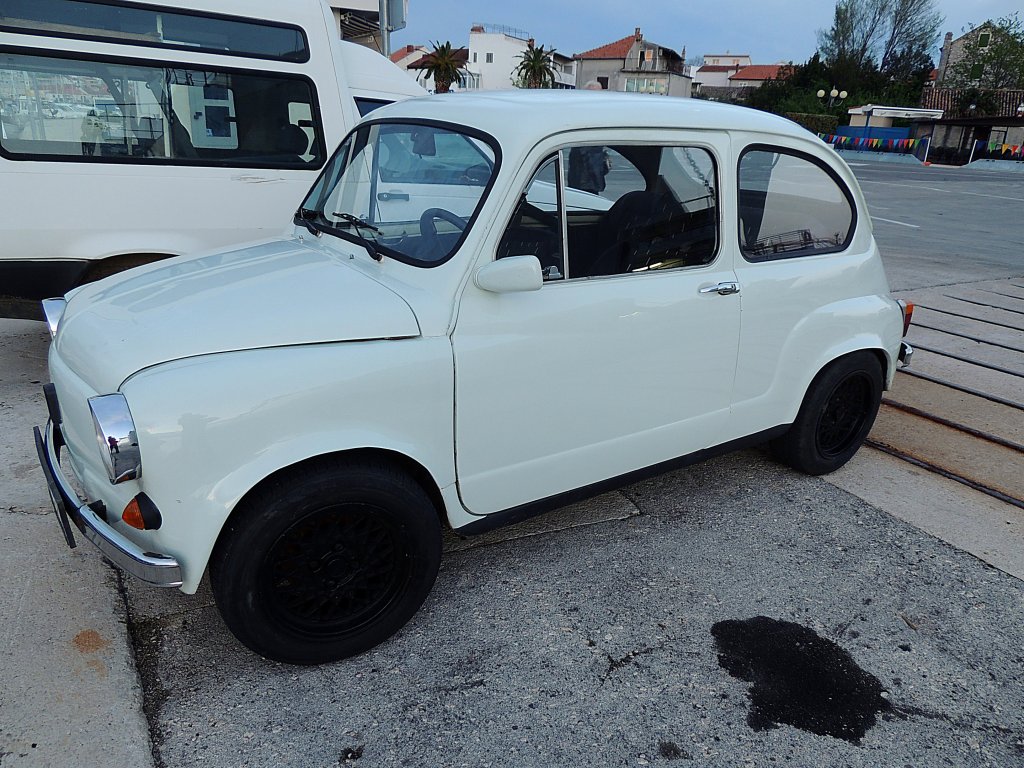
<box><xmin>390</xmin><ymin>0</ymin><xmax>1020</xmax><ymax>65</ymax></box>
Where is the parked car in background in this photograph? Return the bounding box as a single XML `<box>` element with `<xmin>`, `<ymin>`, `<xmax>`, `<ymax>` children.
<box><xmin>36</xmin><ymin>91</ymin><xmax>914</xmax><ymax>665</ymax></box>
<box><xmin>0</xmin><ymin>0</ymin><xmax>423</xmax><ymax>315</ymax></box>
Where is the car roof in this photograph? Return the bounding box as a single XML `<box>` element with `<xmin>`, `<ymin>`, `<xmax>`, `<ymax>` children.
<box><xmin>365</xmin><ymin>90</ymin><xmax>814</xmax><ymax>145</ymax></box>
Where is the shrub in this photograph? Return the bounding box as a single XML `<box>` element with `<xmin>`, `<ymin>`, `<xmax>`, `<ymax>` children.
<box><xmin>785</xmin><ymin>113</ymin><xmax>840</xmax><ymax>135</ymax></box>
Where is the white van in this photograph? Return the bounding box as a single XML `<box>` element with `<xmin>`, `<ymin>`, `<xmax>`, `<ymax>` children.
<box><xmin>0</xmin><ymin>0</ymin><xmax>423</xmax><ymax>314</ymax></box>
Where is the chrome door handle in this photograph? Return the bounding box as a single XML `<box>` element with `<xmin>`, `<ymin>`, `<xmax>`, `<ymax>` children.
<box><xmin>699</xmin><ymin>281</ymin><xmax>740</xmax><ymax>296</ymax></box>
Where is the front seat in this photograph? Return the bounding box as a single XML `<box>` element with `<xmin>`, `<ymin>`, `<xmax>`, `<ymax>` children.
<box><xmin>588</xmin><ymin>190</ymin><xmax>682</xmax><ymax>276</ymax></box>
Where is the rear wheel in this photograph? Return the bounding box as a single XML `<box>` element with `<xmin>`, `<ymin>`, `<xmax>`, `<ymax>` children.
<box><xmin>210</xmin><ymin>460</ymin><xmax>441</xmax><ymax>664</ymax></box>
<box><xmin>770</xmin><ymin>352</ymin><xmax>883</xmax><ymax>475</ymax></box>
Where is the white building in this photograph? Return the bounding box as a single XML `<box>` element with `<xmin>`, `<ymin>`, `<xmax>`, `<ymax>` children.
<box><xmin>694</xmin><ymin>53</ymin><xmax>752</xmax><ymax>88</ymax></box>
<box><xmin>466</xmin><ymin>24</ymin><xmax>575</xmax><ymax>90</ymax></box>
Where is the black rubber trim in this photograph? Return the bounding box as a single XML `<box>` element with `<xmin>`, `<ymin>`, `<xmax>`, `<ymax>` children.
<box><xmin>0</xmin><ymin>260</ymin><xmax>89</xmax><ymax>302</ymax></box>
<box><xmin>297</xmin><ymin>117</ymin><xmax>503</xmax><ymax>269</ymax></box>
<box><xmin>455</xmin><ymin>424</ymin><xmax>790</xmax><ymax>536</ymax></box>
<box><xmin>33</xmin><ymin>425</ymin><xmax>78</xmax><ymax>548</ymax></box>
<box><xmin>0</xmin><ymin>0</ymin><xmax>310</xmax><ymax>63</ymax></box>
<box><xmin>43</xmin><ymin>383</ymin><xmax>62</xmax><ymax>425</ymax></box>
<box><xmin>133</xmin><ymin>493</ymin><xmax>163</xmax><ymax>530</ymax></box>
<box><xmin>736</xmin><ymin>142</ymin><xmax>858</xmax><ymax>263</ymax></box>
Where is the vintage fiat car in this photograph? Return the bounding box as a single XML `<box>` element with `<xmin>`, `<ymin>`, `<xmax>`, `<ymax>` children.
<box><xmin>36</xmin><ymin>91</ymin><xmax>913</xmax><ymax>664</ymax></box>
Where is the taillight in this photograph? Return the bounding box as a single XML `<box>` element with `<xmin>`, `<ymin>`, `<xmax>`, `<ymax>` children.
<box><xmin>897</xmin><ymin>300</ymin><xmax>914</xmax><ymax>337</ymax></box>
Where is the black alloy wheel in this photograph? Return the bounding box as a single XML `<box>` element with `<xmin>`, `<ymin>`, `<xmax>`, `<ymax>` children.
<box><xmin>815</xmin><ymin>373</ymin><xmax>875</xmax><ymax>459</ymax></box>
<box><xmin>770</xmin><ymin>351</ymin><xmax>883</xmax><ymax>476</ymax></box>
<box><xmin>211</xmin><ymin>460</ymin><xmax>442</xmax><ymax>665</ymax></box>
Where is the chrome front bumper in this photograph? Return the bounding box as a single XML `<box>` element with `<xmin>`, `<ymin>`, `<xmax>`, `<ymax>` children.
<box><xmin>34</xmin><ymin>420</ymin><xmax>182</xmax><ymax>588</ymax></box>
<box><xmin>899</xmin><ymin>341</ymin><xmax>913</xmax><ymax>367</ymax></box>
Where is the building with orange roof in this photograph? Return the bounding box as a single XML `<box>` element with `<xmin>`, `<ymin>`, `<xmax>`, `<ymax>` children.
<box><xmin>729</xmin><ymin>64</ymin><xmax>785</xmax><ymax>88</ymax></box>
<box><xmin>574</xmin><ymin>28</ymin><xmax>691</xmax><ymax>97</ymax></box>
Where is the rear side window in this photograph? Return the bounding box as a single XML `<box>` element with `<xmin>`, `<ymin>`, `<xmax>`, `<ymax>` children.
<box><xmin>355</xmin><ymin>98</ymin><xmax>391</xmax><ymax>117</ymax></box>
<box><xmin>0</xmin><ymin>51</ymin><xmax>324</xmax><ymax>168</ymax></box>
<box><xmin>738</xmin><ymin>147</ymin><xmax>855</xmax><ymax>261</ymax></box>
<box><xmin>0</xmin><ymin>0</ymin><xmax>309</xmax><ymax>62</ymax></box>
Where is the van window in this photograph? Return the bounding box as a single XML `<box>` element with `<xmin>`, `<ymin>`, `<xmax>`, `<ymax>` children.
<box><xmin>0</xmin><ymin>0</ymin><xmax>309</xmax><ymax>63</ymax></box>
<box><xmin>0</xmin><ymin>52</ymin><xmax>324</xmax><ymax>168</ymax></box>
<box><xmin>355</xmin><ymin>98</ymin><xmax>391</xmax><ymax>117</ymax></box>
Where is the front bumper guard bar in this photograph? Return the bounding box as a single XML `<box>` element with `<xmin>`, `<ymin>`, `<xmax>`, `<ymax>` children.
<box><xmin>34</xmin><ymin>420</ymin><xmax>182</xmax><ymax>588</ymax></box>
<box><xmin>899</xmin><ymin>341</ymin><xmax>913</xmax><ymax>367</ymax></box>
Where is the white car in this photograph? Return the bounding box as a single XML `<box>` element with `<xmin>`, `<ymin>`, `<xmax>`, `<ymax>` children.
<box><xmin>36</xmin><ymin>91</ymin><xmax>913</xmax><ymax>665</ymax></box>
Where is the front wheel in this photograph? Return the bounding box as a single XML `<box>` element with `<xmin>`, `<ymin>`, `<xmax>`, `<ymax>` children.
<box><xmin>210</xmin><ymin>460</ymin><xmax>442</xmax><ymax>665</ymax></box>
<box><xmin>770</xmin><ymin>351</ymin><xmax>883</xmax><ymax>476</ymax></box>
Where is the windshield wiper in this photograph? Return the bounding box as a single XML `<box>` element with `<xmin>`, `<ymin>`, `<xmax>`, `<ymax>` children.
<box><xmin>333</xmin><ymin>212</ymin><xmax>383</xmax><ymax>235</ymax></box>
<box><xmin>331</xmin><ymin>212</ymin><xmax>383</xmax><ymax>261</ymax></box>
<box><xmin>295</xmin><ymin>207</ymin><xmax>323</xmax><ymax>236</ymax></box>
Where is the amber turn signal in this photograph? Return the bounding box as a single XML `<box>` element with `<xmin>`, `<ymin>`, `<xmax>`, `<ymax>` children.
<box><xmin>122</xmin><ymin>498</ymin><xmax>146</xmax><ymax>529</ymax></box>
<box><xmin>121</xmin><ymin>493</ymin><xmax>162</xmax><ymax>530</ymax></box>
<box><xmin>898</xmin><ymin>300</ymin><xmax>914</xmax><ymax>337</ymax></box>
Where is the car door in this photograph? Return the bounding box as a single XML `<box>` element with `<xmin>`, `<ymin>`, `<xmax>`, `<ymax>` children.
<box><xmin>451</xmin><ymin>133</ymin><xmax>741</xmax><ymax>515</ymax></box>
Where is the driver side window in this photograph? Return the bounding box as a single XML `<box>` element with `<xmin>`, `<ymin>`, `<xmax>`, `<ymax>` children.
<box><xmin>497</xmin><ymin>143</ymin><xmax>719</xmax><ymax>281</ymax></box>
<box><xmin>496</xmin><ymin>156</ymin><xmax>565</xmax><ymax>280</ymax></box>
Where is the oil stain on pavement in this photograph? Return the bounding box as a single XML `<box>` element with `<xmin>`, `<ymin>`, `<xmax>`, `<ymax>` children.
<box><xmin>711</xmin><ymin>616</ymin><xmax>890</xmax><ymax>744</ymax></box>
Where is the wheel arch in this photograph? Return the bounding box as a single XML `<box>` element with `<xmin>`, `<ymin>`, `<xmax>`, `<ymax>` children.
<box><xmin>212</xmin><ymin>446</ymin><xmax>449</xmax><ymax>556</ymax></box>
<box><xmin>793</xmin><ymin>338</ymin><xmax>894</xmax><ymax>419</ymax></box>
<box><xmin>798</xmin><ymin>345</ymin><xmax>889</xmax><ymax>410</ymax></box>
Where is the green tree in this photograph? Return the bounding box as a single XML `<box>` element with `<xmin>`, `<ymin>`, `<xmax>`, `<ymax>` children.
<box><xmin>817</xmin><ymin>0</ymin><xmax>942</xmax><ymax>76</ymax></box>
<box><xmin>945</xmin><ymin>15</ymin><xmax>1024</xmax><ymax>89</ymax></box>
<box><xmin>422</xmin><ymin>41</ymin><xmax>464</xmax><ymax>94</ymax></box>
<box><xmin>744</xmin><ymin>48</ymin><xmax>932</xmax><ymax>123</ymax></box>
<box><xmin>513</xmin><ymin>43</ymin><xmax>556</xmax><ymax>89</ymax></box>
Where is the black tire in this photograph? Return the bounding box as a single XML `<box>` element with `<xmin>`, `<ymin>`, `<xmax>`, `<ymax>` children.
<box><xmin>210</xmin><ymin>459</ymin><xmax>442</xmax><ymax>665</ymax></box>
<box><xmin>770</xmin><ymin>351</ymin><xmax>883</xmax><ymax>476</ymax></box>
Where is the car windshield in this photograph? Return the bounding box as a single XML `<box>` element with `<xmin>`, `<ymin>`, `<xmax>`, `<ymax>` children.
<box><xmin>299</xmin><ymin>121</ymin><xmax>498</xmax><ymax>265</ymax></box>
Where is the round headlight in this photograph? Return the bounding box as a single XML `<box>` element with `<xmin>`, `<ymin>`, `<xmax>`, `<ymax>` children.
<box><xmin>88</xmin><ymin>394</ymin><xmax>142</xmax><ymax>484</ymax></box>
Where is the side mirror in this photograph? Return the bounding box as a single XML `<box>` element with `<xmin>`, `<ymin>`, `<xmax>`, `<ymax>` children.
<box><xmin>474</xmin><ymin>255</ymin><xmax>543</xmax><ymax>293</ymax></box>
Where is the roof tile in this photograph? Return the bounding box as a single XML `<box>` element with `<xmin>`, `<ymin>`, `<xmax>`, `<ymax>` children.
<box><xmin>575</xmin><ymin>34</ymin><xmax>636</xmax><ymax>60</ymax></box>
<box><xmin>729</xmin><ymin>64</ymin><xmax>785</xmax><ymax>81</ymax></box>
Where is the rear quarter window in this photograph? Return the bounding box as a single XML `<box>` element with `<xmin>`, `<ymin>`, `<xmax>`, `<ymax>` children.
<box><xmin>738</xmin><ymin>146</ymin><xmax>855</xmax><ymax>261</ymax></box>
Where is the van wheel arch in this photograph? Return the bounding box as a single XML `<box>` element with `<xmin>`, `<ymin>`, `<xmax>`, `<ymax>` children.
<box><xmin>80</xmin><ymin>252</ymin><xmax>174</xmax><ymax>284</ymax></box>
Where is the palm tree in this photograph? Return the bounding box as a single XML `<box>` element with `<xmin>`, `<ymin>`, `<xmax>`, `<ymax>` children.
<box><xmin>422</xmin><ymin>41</ymin><xmax>464</xmax><ymax>94</ymax></box>
<box><xmin>514</xmin><ymin>43</ymin><xmax>557</xmax><ymax>89</ymax></box>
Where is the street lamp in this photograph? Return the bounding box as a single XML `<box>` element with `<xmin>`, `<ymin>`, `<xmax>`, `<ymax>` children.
<box><xmin>817</xmin><ymin>86</ymin><xmax>848</xmax><ymax>108</ymax></box>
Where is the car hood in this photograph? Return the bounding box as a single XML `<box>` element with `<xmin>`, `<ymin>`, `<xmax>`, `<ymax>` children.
<box><xmin>55</xmin><ymin>239</ymin><xmax>420</xmax><ymax>393</ymax></box>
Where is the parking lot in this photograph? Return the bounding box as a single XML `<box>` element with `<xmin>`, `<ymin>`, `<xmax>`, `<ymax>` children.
<box><xmin>2</xmin><ymin>161</ymin><xmax>1024</xmax><ymax>768</ymax></box>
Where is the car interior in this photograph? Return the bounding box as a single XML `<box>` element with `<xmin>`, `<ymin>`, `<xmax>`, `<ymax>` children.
<box><xmin>497</xmin><ymin>144</ymin><xmax>718</xmax><ymax>280</ymax></box>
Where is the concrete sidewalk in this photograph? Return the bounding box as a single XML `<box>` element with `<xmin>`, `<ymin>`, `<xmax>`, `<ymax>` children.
<box><xmin>0</xmin><ymin>319</ymin><xmax>153</xmax><ymax>768</ymax></box>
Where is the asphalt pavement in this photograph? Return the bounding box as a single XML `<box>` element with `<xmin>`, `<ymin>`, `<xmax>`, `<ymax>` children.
<box><xmin>2</xmin><ymin>159</ymin><xmax>1024</xmax><ymax>768</ymax></box>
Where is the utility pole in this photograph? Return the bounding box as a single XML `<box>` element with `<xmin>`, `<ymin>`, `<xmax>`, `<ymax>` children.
<box><xmin>378</xmin><ymin>0</ymin><xmax>390</xmax><ymax>57</ymax></box>
<box><xmin>377</xmin><ymin>0</ymin><xmax>406</xmax><ymax>57</ymax></box>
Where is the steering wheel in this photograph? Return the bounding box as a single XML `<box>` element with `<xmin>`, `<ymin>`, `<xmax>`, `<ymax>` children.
<box><xmin>419</xmin><ymin>208</ymin><xmax>467</xmax><ymax>257</ymax></box>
